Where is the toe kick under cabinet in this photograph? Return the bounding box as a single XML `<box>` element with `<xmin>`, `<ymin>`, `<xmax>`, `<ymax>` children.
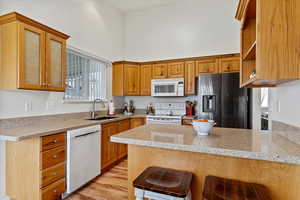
<box><xmin>6</xmin><ymin>133</ymin><xmax>67</xmax><ymax>200</ymax></box>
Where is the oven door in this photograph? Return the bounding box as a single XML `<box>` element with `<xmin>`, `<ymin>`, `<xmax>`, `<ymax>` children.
<box><xmin>151</xmin><ymin>82</ymin><xmax>178</xmax><ymax>96</ymax></box>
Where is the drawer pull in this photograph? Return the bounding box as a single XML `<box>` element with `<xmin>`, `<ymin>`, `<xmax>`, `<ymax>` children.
<box><xmin>52</xmin><ymin>172</ymin><xmax>58</xmax><ymax>176</ymax></box>
<box><xmin>53</xmin><ymin>155</ymin><xmax>58</xmax><ymax>159</ymax></box>
<box><xmin>53</xmin><ymin>189</ymin><xmax>57</xmax><ymax>193</ymax></box>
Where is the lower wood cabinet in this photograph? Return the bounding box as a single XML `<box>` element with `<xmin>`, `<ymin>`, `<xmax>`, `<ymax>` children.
<box><xmin>130</xmin><ymin>118</ymin><xmax>146</xmax><ymax>129</ymax></box>
<box><xmin>6</xmin><ymin>133</ymin><xmax>66</xmax><ymax>200</ymax></box>
<box><xmin>101</xmin><ymin>118</ymin><xmax>145</xmax><ymax>169</ymax></box>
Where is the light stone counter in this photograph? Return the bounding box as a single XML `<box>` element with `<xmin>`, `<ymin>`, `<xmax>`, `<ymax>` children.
<box><xmin>111</xmin><ymin>124</ymin><xmax>300</xmax><ymax>165</ymax></box>
<box><xmin>0</xmin><ymin>114</ymin><xmax>146</xmax><ymax>142</ymax></box>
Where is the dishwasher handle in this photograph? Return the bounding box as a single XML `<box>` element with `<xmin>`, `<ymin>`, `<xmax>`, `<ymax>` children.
<box><xmin>74</xmin><ymin>131</ymin><xmax>99</xmax><ymax>139</ymax></box>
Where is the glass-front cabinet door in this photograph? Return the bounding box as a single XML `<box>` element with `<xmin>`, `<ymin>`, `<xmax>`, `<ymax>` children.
<box><xmin>18</xmin><ymin>23</ymin><xmax>46</xmax><ymax>90</ymax></box>
<box><xmin>46</xmin><ymin>33</ymin><xmax>66</xmax><ymax>91</ymax></box>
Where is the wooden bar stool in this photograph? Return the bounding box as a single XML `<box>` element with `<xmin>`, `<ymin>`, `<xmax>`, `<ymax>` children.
<box><xmin>203</xmin><ymin>176</ymin><xmax>272</xmax><ymax>200</ymax></box>
<box><xmin>133</xmin><ymin>167</ymin><xmax>193</xmax><ymax>200</ymax></box>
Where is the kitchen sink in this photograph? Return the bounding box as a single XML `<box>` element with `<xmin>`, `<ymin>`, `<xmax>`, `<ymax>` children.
<box><xmin>88</xmin><ymin>116</ymin><xmax>118</xmax><ymax>121</ymax></box>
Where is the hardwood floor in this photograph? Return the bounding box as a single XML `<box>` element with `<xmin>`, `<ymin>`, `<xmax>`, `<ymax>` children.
<box><xmin>66</xmin><ymin>159</ymin><xmax>128</xmax><ymax>200</ymax></box>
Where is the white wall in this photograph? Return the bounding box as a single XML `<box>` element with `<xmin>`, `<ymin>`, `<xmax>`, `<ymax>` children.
<box><xmin>270</xmin><ymin>80</ymin><xmax>300</xmax><ymax>127</ymax></box>
<box><xmin>0</xmin><ymin>0</ymin><xmax>125</xmax><ymax>198</ymax></box>
<box><xmin>0</xmin><ymin>0</ymin><xmax>125</xmax><ymax>119</ymax></box>
<box><xmin>124</xmin><ymin>0</ymin><xmax>240</xmax><ymax>61</ymax></box>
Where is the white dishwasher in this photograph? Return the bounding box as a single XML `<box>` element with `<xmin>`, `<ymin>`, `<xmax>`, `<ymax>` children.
<box><xmin>65</xmin><ymin>125</ymin><xmax>101</xmax><ymax>196</ymax></box>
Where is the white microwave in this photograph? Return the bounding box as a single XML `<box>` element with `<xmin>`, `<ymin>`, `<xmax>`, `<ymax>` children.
<box><xmin>151</xmin><ymin>78</ymin><xmax>184</xmax><ymax>97</ymax></box>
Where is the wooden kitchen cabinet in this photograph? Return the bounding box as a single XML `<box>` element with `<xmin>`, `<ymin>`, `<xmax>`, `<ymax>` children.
<box><xmin>152</xmin><ymin>63</ymin><xmax>168</xmax><ymax>79</ymax></box>
<box><xmin>219</xmin><ymin>57</ymin><xmax>240</xmax><ymax>73</ymax></box>
<box><xmin>196</xmin><ymin>59</ymin><xmax>219</xmax><ymax>75</ymax></box>
<box><xmin>117</xmin><ymin>119</ymin><xmax>130</xmax><ymax>159</ymax></box>
<box><xmin>0</xmin><ymin>12</ymin><xmax>69</xmax><ymax>91</ymax></box>
<box><xmin>124</xmin><ymin>64</ymin><xmax>141</xmax><ymax>96</ymax></box>
<box><xmin>167</xmin><ymin>62</ymin><xmax>184</xmax><ymax>78</ymax></box>
<box><xmin>112</xmin><ymin>63</ymin><xmax>124</xmax><ymax>96</ymax></box>
<box><xmin>45</xmin><ymin>33</ymin><xmax>66</xmax><ymax>91</ymax></box>
<box><xmin>101</xmin><ymin>122</ymin><xmax>119</xmax><ymax>169</ymax></box>
<box><xmin>130</xmin><ymin>118</ymin><xmax>145</xmax><ymax>129</ymax></box>
<box><xmin>101</xmin><ymin>118</ymin><xmax>146</xmax><ymax>170</ymax></box>
<box><xmin>236</xmin><ymin>0</ymin><xmax>300</xmax><ymax>87</ymax></box>
<box><xmin>184</xmin><ymin>61</ymin><xmax>196</xmax><ymax>95</ymax></box>
<box><xmin>6</xmin><ymin>133</ymin><xmax>67</xmax><ymax>200</ymax></box>
<box><xmin>18</xmin><ymin>23</ymin><xmax>46</xmax><ymax>90</ymax></box>
<box><xmin>140</xmin><ymin>64</ymin><xmax>152</xmax><ymax>96</ymax></box>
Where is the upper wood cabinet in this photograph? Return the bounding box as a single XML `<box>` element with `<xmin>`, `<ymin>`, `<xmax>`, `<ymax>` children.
<box><xmin>18</xmin><ymin>23</ymin><xmax>46</xmax><ymax>90</ymax></box>
<box><xmin>236</xmin><ymin>0</ymin><xmax>300</xmax><ymax>87</ymax></box>
<box><xmin>219</xmin><ymin>57</ymin><xmax>240</xmax><ymax>73</ymax></box>
<box><xmin>112</xmin><ymin>54</ymin><xmax>240</xmax><ymax>97</ymax></box>
<box><xmin>167</xmin><ymin>62</ymin><xmax>184</xmax><ymax>78</ymax></box>
<box><xmin>0</xmin><ymin>12</ymin><xmax>69</xmax><ymax>91</ymax></box>
<box><xmin>196</xmin><ymin>59</ymin><xmax>219</xmax><ymax>75</ymax></box>
<box><xmin>152</xmin><ymin>63</ymin><xmax>168</xmax><ymax>79</ymax></box>
<box><xmin>184</xmin><ymin>61</ymin><xmax>196</xmax><ymax>96</ymax></box>
<box><xmin>140</xmin><ymin>64</ymin><xmax>152</xmax><ymax>96</ymax></box>
<box><xmin>124</xmin><ymin>64</ymin><xmax>140</xmax><ymax>96</ymax></box>
<box><xmin>45</xmin><ymin>33</ymin><xmax>66</xmax><ymax>91</ymax></box>
<box><xmin>112</xmin><ymin>63</ymin><xmax>124</xmax><ymax>96</ymax></box>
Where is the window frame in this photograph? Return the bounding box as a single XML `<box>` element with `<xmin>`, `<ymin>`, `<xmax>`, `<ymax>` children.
<box><xmin>63</xmin><ymin>46</ymin><xmax>111</xmax><ymax>104</ymax></box>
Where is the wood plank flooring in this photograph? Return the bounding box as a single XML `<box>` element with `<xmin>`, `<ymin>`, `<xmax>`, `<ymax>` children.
<box><xmin>66</xmin><ymin>160</ymin><xmax>128</xmax><ymax>200</ymax></box>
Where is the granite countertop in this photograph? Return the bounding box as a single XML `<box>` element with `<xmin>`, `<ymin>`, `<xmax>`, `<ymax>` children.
<box><xmin>111</xmin><ymin>124</ymin><xmax>300</xmax><ymax>165</ymax></box>
<box><xmin>0</xmin><ymin>114</ymin><xmax>146</xmax><ymax>142</ymax></box>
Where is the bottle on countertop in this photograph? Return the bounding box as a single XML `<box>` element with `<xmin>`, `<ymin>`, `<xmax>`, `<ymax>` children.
<box><xmin>108</xmin><ymin>100</ymin><xmax>115</xmax><ymax>115</ymax></box>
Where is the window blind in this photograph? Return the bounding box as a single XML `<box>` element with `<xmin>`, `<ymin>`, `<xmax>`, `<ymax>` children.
<box><xmin>64</xmin><ymin>49</ymin><xmax>107</xmax><ymax>101</ymax></box>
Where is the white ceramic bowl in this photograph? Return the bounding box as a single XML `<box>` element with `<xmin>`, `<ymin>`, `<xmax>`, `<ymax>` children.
<box><xmin>192</xmin><ymin>120</ymin><xmax>216</xmax><ymax>136</ymax></box>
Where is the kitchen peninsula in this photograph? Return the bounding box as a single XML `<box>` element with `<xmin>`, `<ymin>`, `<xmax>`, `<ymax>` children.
<box><xmin>111</xmin><ymin>125</ymin><xmax>300</xmax><ymax>200</ymax></box>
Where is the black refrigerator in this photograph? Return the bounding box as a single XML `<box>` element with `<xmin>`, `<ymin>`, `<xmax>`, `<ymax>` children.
<box><xmin>197</xmin><ymin>73</ymin><xmax>252</xmax><ymax>129</ymax></box>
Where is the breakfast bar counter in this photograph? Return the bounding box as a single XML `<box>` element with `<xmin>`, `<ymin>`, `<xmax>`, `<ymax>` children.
<box><xmin>111</xmin><ymin>124</ymin><xmax>300</xmax><ymax>165</ymax></box>
<box><xmin>111</xmin><ymin>125</ymin><xmax>300</xmax><ymax>200</ymax></box>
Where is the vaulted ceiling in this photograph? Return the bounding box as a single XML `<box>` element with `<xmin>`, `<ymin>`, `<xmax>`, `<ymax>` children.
<box><xmin>103</xmin><ymin>0</ymin><xmax>181</xmax><ymax>12</ymax></box>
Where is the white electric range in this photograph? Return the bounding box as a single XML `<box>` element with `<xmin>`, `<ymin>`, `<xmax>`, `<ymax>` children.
<box><xmin>146</xmin><ymin>102</ymin><xmax>185</xmax><ymax>125</ymax></box>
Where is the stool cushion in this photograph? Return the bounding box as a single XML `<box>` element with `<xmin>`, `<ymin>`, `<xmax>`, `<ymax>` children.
<box><xmin>203</xmin><ymin>176</ymin><xmax>272</xmax><ymax>200</ymax></box>
<box><xmin>133</xmin><ymin>167</ymin><xmax>193</xmax><ymax>198</ymax></box>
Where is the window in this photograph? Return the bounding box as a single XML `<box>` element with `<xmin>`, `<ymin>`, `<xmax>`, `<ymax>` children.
<box><xmin>64</xmin><ymin>48</ymin><xmax>109</xmax><ymax>101</ymax></box>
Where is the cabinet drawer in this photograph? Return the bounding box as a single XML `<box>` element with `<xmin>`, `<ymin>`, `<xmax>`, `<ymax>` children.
<box><xmin>42</xmin><ymin>146</ymin><xmax>65</xmax><ymax>170</ymax></box>
<box><xmin>41</xmin><ymin>133</ymin><xmax>65</xmax><ymax>151</ymax></box>
<box><xmin>41</xmin><ymin>163</ymin><xmax>65</xmax><ymax>188</ymax></box>
<box><xmin>41</xmin><ymin>178</ymin><xmax>65</xmax><ymax>200</ymax></box>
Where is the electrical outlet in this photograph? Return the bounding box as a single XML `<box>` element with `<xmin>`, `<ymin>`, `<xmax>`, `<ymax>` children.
<box><xmin>24</xmin><ymin>101</ymin><xmax>32</xmax><ymax>112</ymax></box>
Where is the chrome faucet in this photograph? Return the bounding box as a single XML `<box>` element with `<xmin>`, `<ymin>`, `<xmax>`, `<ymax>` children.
<box><xmin>90</xmin><ymin>99</ymin><xmax>104</xmax><ymax>119</ymax></box>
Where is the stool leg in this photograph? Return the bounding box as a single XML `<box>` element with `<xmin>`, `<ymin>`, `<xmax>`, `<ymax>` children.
<box><xmin>135</xmin><ymin>188</ymin><xmax>144</xmax><ymax>200</ymax></box>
